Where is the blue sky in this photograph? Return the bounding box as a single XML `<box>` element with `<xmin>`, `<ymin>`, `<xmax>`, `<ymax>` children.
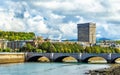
<box><xmin>0</xmin><ymin>0</ymin><xmax>120</xmax><ymax>40</ymax></box>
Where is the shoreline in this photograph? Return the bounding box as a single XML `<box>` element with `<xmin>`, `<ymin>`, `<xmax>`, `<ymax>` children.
<box><xmin>87</xmin><ymin>64</ymin><xmax>120</xmax><ymax>75</ymax></box>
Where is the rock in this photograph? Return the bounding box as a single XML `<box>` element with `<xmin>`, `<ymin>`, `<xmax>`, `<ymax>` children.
<box><xmin>88</xmin><ymin>64</ymin><xmax>120</xmax><ymax>75</ymax></box>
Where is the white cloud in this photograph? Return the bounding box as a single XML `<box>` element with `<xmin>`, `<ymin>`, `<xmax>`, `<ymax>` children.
<box><xmin>0</xmin><ymin>0</ymin><xmax>120</xmax><ymax>39</ymax></box>
<box><xmin>60</xmin><ymin>22</ymin><xmax>77</xmax><ymax>38</ymax></box>
<box><xmin>96</xmin><ymin>34</ymin><xmax>102</xmax><ymax>38</ymax></box>
<box><xmin>24</xmin><ymin>11</ymin><xmax>30</xmax><ymax>18</ymax></box>
<box><xmin>26</xmin><ymin>15</ymin><xmax>49</xmax><ymax>33</ymax></box>
<box><xmin>50</xmin><ymin>13</ymin><xmax>65</xmax><ymax>19</ymax></box>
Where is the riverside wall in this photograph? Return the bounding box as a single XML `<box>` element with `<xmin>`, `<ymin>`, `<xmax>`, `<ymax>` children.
<box><xmin>0</xmin><ymin>53</ymin><xmax>25</xmax><ymax>64</ymax></box>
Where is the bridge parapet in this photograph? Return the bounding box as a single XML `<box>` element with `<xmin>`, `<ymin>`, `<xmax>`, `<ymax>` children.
<box><xmin>25</xmin><ymin>53</ymin><xmax>120</xmax><ymax>63</ymax></box>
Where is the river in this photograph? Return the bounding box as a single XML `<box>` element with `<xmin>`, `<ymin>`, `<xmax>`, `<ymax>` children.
<box><xmin>0</xmin><ymin>63</ymin><xmax>110</xmax><ymax>75</ymax></box>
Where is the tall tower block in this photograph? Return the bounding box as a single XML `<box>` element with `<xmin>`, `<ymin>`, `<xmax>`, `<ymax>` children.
<box><xmin>77</xmin><ymin>23</ymin><xmax>96</xmax><ymax>44</ymax></box>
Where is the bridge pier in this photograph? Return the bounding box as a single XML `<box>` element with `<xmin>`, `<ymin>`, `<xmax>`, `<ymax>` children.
<box><xmin>49</xmin><ymin>53</ymin><xmax>54</xmax><ymax>62</ymax></box>
<box><xmin>107</xmin><ymin>60</ymin><xmax>111</xmax><ymax>63</ymax></box>
<box><xmin>107</xmin><ymin>53</ymin><xmax>112</xmax><ymax>63</ymax></box>
<box><xmin>78</xmin><ymin>53</ymin><xmax>82</xmax><ymax>62</ymax></box>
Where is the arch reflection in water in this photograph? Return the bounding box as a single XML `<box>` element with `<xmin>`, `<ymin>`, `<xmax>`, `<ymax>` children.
<box><xmin>28</xmin><ymin>56</ymin><xmax>50</xmax><ymax>62</ymax></box>
<box><xmin>38</xmin><ymin>56</ymin><xmax>50</xmax><ymax>62</ymax></box>
<box><xmin>114</xmin><ymin>58</ymin><xmax>120</xmax><ymax>63</ymax></box>
<box><xmin>54</xmin><ymin>56</ymin><xmax>78</xmax><ymax>62</ymax></box>
<box><xmin>84</xmin><ymin>56</ymin><xmax>107</xmax><ymax>63</ymax></box>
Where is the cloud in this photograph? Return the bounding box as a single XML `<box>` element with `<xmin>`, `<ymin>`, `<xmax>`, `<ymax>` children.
<box><xmin>0</xmin><ymin>0</ymin><xmax>120</xmax><ymax>39</ymax></box>
<box><xmin>60</xmin><ymin>22</ymin><xmax>77</xmax><ymax>39</ymax></box>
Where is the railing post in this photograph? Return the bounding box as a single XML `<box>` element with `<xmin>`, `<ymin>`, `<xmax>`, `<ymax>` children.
<box><xmin>107</xmin><ymin>53</ymin><xmax>111</xmax><ymax>63</ymax></box>
<box><xmin>24</xmin><ymin>52</ymin><xmax>28</xmax><ymax>62</ymax></box>
<box><xmin>50</xmin><ymin>53</ymin><xmax>54</xmax><ymax>62</ymax></box>
<box><xmin>78</xmin><ymin>53</ymin><xmax>82</xmax><ymax>62</ymax></box>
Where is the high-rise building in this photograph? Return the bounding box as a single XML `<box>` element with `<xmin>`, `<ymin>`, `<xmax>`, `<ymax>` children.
<box><xmin>77</xmin><ymin>23</ymin><xmax>96</xmax><ymax>44</ymax></box>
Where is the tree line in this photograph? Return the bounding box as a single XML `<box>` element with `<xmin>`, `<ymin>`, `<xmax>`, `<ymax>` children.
<box><xmin>0</xmin><ymin>41</ymin><xmax>120</xmax><ymax>53</ymax></box>
<box><xmin>0</xmin><ymin>31</ymin><xmax>35</xmax><ymax>41</ymax></box>
<box><xmin>18</xmin><ymin>42</ymin><xmax>120</xmax><ymax>53</ymax></box>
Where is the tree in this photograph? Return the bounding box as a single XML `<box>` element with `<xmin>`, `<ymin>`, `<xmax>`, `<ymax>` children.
<box><xmin>0</xmin><ymin>48</ymin><xmax>2</xmax><ymax>52</ymax></box>
<box><xmin>84</xmin><ymin>47</ymin><xmax>92</xmax><ymax>53</ymax></box>
<box><xmin>114</xmin><ymin>48</ymin><xmax>120</xmax><ymax>53</ymax></box>
<box><xmin>0</xmin><ymin>31</ymin><xmax>35</xmax><ymax>41</ymax></box>
<box><xmin>91</xmin><ymin>46</ymin><xmax>101</xmax><ymax>53</ymax></box>
<box><xmin>48</xmin><ymin>44</ymin><xmax>57</xmax><ymax>53</ymax></box>
<box><xmin>2</xmin><ymin>48</ymin><xmax>11</xmax><ymax>52</ymax></box>
<box><xmin>38</xmin><ymin>42</ymin><xmax>51</xmax><ymax>51</ymax></box>
<box><xmin>36</xmin><ymin>49</ymin><xmax>43</xmax><ymax>53</ymax></box>
<box><xmin>20</xmin><ymin>44</ymin><xmax>35</xmax><ymax>52</ymax></box>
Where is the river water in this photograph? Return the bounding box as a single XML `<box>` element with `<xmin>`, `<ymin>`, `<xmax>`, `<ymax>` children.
<box><xmin>0</xmin><ymin>63</ymin><xmax>109</xmax><ymax>75</ymax></box>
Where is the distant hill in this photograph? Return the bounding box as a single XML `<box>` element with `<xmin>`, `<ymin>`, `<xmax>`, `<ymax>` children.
<box><xmin>97</xmin><ymin>37</ymin><xmax>111</xmax><ymax>41</ymax></box>
<box><xmin>68</xmin><ymin>38</ymin><xmax>111</xmax><ymax>41</ymax></box>
<box><xmin>62</xmin><ymin>39</ymin><xmax>77</xmax><ymax>42</ymax></box>
<box><xmin>63</xmin><ymin>38</ymin><xmax>111</xmax><ymax>42</ymax></box>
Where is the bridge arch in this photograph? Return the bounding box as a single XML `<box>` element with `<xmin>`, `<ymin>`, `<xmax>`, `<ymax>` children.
<box><xmin>81</xmin><ymin>53</ymin><xmax>110</xmax><ymax>63</ymax></box>
<box><xmin>82</xmin><ymin>56</ymin><xmax>107</xmax><ymax>63</ymax></box>
<box><xmin>27</xmin><ymin>56</ymin><xmax>50</xmax><ymax>62</ymax></box>
<box><xmin>110</xmin><ymin>54</ymin><xmax>120</xmax><ymax>63</ymax></box>
<box><xmin>54</xmin><ymin>56</ymin><xmax>78</xmax><ymax>62</ymax></box>
<box><xmin>111</xmin><ymin>57</ymin><xmax>120</xmax><ymax>63</ymax></box>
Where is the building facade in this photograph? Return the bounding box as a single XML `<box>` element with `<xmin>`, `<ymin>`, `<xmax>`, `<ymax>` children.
<box><xmin>77</xmin><ymin>23</ymin><xmax>96</xmax><ymax>44</ymax></box>
<box><xmin>7</xmin><ymin>40</ymin><xmax>38</xmax><ymax>50</ymax></box>
<box><xmin>0</xmin><ymin>39</ymin><xmax>7</xmax><ymax>49</ymax></box>
<box><xmin>7</xmin><ymin>40</ymin><xmax>26</xmax><ymax>50</ymax></box>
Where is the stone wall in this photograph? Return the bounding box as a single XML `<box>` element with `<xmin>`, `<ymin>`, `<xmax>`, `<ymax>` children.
<box><xmin>0</xmin><ymin>53</ymin><xmax>25</xmax><ymax>64</ymax></box>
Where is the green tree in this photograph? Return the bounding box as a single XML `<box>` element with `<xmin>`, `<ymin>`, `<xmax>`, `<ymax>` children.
<box><xmin>2</xmin><ymin>48</ymin><xmax>11</xmax><ymax>52</ymax></box>
<box><xmin>36</xmin><ymin>49</ymin><xmax>43</xmax><ymax>53</ymax></box>
<box><xmin>84</xmin><ymin>47</ymin><xmax>92</xmax><ymax>53</ymax></box>
<box><xmin>0</xmin><ymin>31</ymin><xmax>35</xmax><ymax>41</ymax></box>
<box><xmin>48</xmin><ymin>44</ymin><xmax>57</xmax><ymax>53</ymax></box>
<box><xmin>114</xmin><ymin>48</ymin><xmax>120</xmax><ymax>53</ymax></box>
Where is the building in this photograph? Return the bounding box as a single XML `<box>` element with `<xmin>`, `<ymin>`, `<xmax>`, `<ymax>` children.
<box><xmin>77</xmin><ymin>23</ymin><xmax>96</xmax><ymax>44</ymax></box>
<box><xmin>26</xmin><ymin>40</ymin><xmax>36</xmax><ymax>47</ymax></box>
<box><xmin>6</xmin><ymin>36</ymin><xmax>44</xmax><ymax>50</ymax></box>
<box><xmin>0</xmin><ymin>39</ymin><xmax>7</xmax><ymax>49</ymax></box>
<box><xmin>33</xmin><ymin>36</ymin><xmax>44</xmax><ymax>44</ymax></box>
<box><xmin>7</xmin><ymin>40</ymin><xmax>26</xmax><ymax>50</ymax></box>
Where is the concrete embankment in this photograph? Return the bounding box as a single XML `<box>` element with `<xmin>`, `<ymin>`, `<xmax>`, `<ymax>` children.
<box><xmin>0</xmin><ymin>53</ymin><xmax>25</xmax><ymax>64</ymax></box>
<box><xmin>87</xmin><ymin>64</ymin><xmax>120</xmax><ymax>75</ymax></box>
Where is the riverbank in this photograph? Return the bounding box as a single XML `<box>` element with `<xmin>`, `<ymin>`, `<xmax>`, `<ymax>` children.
<box><xmin>87</xmin><ymin>64</ymin><xmax>120</xmax><ymax>75</ymax></box>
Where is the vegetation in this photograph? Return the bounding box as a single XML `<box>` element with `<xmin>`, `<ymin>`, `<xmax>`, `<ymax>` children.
<box><xmin>38</xmin><ymin>42</ymin><xmax>84</xmax><ymax>53</ymax></box>
<box><xmin>115</xmin><ymin>40</ymin><xmax>120</xmax><ymax>44</ymax></box>
<box><xmin>0</xmin><ymin>48</ymin><xmax>12</xmax><ymax>52</ymax></box>
<box><xmin>0</xmin><ymin>40</ymin><xmax>120</xmax><ymax>53</ymax></box>
<box><xmin>84</xmin><ymin>46</ymin><xmax>119</xmax><ymax>53</ymax></box>
<box><xmin>0</xmin><ymin>31</ymin><xmax>35</xmax><ymax>41</ymax></box>
<box><xmin>18</xmin><ymin>42</ymin><xmax>84</xmax><ymax>53</ymax></box>
<box><xmin>18</xmin><ymin>42</ymin><xmax>120</xmax><ymax>53</ymax></box>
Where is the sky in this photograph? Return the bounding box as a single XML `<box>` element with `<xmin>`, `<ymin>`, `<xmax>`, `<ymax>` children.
<box><xmin>0</xmin><ymin>0</ymin><xmax>120</xmax><ymax>40</ymax></box>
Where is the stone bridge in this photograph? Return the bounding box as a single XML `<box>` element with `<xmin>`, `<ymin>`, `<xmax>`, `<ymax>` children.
<box><xmin>25</xmin><ymin>53</ymin><xmax>120</xmax><ymax>63</ymax></box>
